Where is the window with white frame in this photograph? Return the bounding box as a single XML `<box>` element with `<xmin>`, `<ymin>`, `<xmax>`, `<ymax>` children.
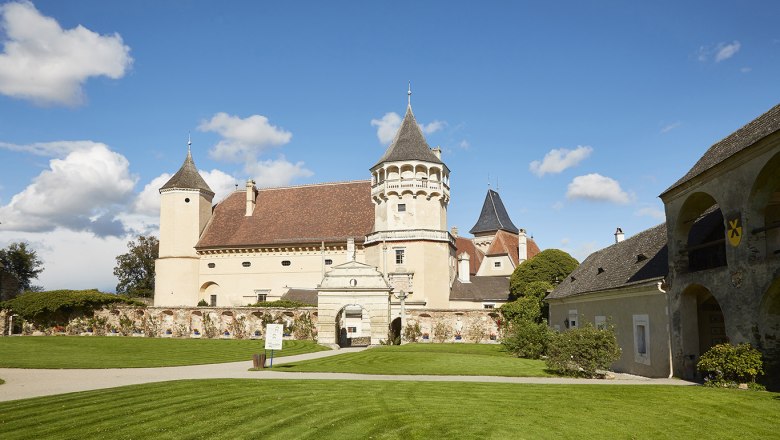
<box><xmin>395</xmin><ymin>248</ymin><xmax>405</xmax><ymax>265</ymax></box>
<box><xmin>483</xmin><ymin>303</ymin><xmax>495</xmax><ymax>310</ymax></box>
<box><xmin>254</xmin><ymin>290</ymin><xmax>270</xmax><ymax>303</ymax></box>
<box><xmin>633</xmin><ymin>314</ymin><xmax>650</xmax><ymax>365</ymax></box>
<box><xmin>568</xmin><ymin>310</ymin><xmax>578</xmax><ymax>329</ymax></box>
<box><xmin>493</xmin><ymin>261</ymin><xmax>502</xmax><ymax>269</ymax></box>
<box><xmin>594</xmin><ymin>315</ymin><xmax>607</xmax><ymax>330</ymax></box>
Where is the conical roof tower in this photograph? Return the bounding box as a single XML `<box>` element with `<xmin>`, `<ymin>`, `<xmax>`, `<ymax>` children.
<box><xmin>469</xmin><ymin>189</ymin><xmax>519</xmax><ymax>235</ymax></box>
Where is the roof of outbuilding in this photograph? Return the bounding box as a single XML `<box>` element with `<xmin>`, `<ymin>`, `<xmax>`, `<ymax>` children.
<box><xmin>469</xmin><ymin>189</ymin><xmax>520</xmax><ymax>235</ymax></box>
<box><xmin>196</xmin><ymin>181</ymin><xmax>374</xmax><ymax>248</ymax></box>
<box><xmin>373</xmin><ymin>106</ymin><xmax>443</xmax><ymax>168</ymax></box>
<box><xmin>662</xmin><ymin>103</ymin><xmax>780</xmax><ymax>196</ymax></box>
<box><xmin>450</xmin><ymin>276</ymin><xmax>511</xmax><ymax>301</ymax></box>
<box><xmin>281</xmin><ymin>288</ymin><xmax>318</xmax><ymax>306</ymax></box>
<box><xmin>546</xmin><ymin>223</ymin><xmax>668</xmax><ymax>300</ymax></box>
<box><xmin>160</xmin><ymin>150</ymin><xmax>214</xmax><ymax>195</ymax></box>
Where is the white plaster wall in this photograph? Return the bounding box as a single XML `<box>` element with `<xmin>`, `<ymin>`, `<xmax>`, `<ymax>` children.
<box><xmin>154</xmin><ymin>257</ymin><xmax>200</xmax><ymax>307</ymax></box>
<box><xmin>476</xmin><ymin>255</ymin><xmax>514</xmax><ymax>276</ymax></box>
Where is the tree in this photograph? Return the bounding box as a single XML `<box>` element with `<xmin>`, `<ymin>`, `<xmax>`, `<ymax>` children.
<box><xmin>113</xmin><ymin>235</ymin><xmax>159</xmax><ymax>298</ymax></box>
<box><xmin>0</xmin><ymin>242</ymin><xmax>44</xmax><ymax>292</ymax></box>
<box><xmin>509</xmin><ymin>249</ymin><xmax>578</xmax><ymax>299</ymax></box>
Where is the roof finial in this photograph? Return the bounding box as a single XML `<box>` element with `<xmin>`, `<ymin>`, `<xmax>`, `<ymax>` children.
<box><xmin>487</xmin><ymin>173</ymin><xmax>491</xmax><ymax>189</ymax></box>
<box><xmin>187</xmin><ymin>133</ymin><xmax>192</xmax><ymax>155</ymax></box>
<box><xmin>407</xmin><ymin>81</ymin><xmax>412</xmax><ymax>108</ymax></box>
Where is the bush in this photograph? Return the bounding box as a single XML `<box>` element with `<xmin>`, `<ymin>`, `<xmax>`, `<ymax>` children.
<box><xmin>432</xmin><ymin>320</ymin><xmax>452</xmax><ymax>343</ymax></box>
<box><xmin>500</xmin><ymin>296</ymin><xmax>542</xmax><ymax>323</ymax></box>
<box><xmin>546</xmin><ymin>323</ymin><xmax>621</xmax><ymax>378</ymax></box>
<box><xmin>501</xmin><ymin>318</ymin><xmax>551</xmax><ymax>359</ymax></box>
<box><xmin>509</xmin><ymin>249</ymin><xmax>578</xmax><ymax>298</ymax></box>
<box><xmin>403</xmin><ymin>321</ymin><xmax>422</xmax><ymax>343</ymax></box>
<box><xmin>698</xmin><ymin>343</ymin><xmax>764</xmax><ymax>387</ymax></box>
<box><xmin>197</xmin><ymin>299</ymin><xmax>208</xmax><ymax>307</ymax></box>
<box><xmin>1</xmin><ymin>290</ymin><xmax>144</xmax><ymax>328</ymax></box>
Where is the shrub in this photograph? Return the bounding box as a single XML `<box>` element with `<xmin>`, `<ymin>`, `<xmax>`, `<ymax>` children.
<box><xmin>500</xmin><ymin>296</ymin><xmax>542</xmax><ymax>323</ymax></box>
<box><xmin>466</xmin><ymin>318</ymin><xmax>487</xmax><ymax>343</ymax></box>
<box><xmin>403</xmin><ymin>321</ymin><xmax>422</xmax><ymax>343</ymax></box>
<box><xmin>698</xmin><ymin>343</ymin><xmax>764</xmax><ymax>387</ymax></box>
<box><xmin>197</xmin><ymin>299</ymin><xmax>208</xmax><ymax>307</ymax></box>
<box><xmin>293</xmin><ymin>312</ymin><xmax>316</xmax><ymax>340</ymax></box>
<box><xmin>509</xmin><ymin>249</ymin><xmax>578</xmax><ymax>298</ymax></box>
<box><xmin>501</xmin><ymin>318</ymin><xmax>551</xmax><ymax>359</ymax></box>
<box><xmin>546</xmin><ymin>323</ymin><xmax>621</xmax><ymax>378</ymax></box>
<box><xmin>1</xmin><ymin>290</ymin><xmax>144</xmax><ymax>328</ymax></box>
<box><xmin>432</xmin><ymin>319</ymin><xmax>452</xmax><ymax>343</ymax></box>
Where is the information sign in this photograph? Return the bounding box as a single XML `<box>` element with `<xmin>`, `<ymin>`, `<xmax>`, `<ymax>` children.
<box><xmin>265</xmin><ymin>324</ymin><xmax>284</xmax><ymax>350</ymax></box>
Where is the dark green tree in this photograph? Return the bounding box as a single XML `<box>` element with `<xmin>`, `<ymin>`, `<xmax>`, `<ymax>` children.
<box><xmin>0</xmin><ymin>242</ymin><xmax>44</xmax><ymax>292</ymax></box>
<box><xmin>509</xmin><ymin>249</ymin><xmax>578</xmax><ymax>299</ymax></box>
<box><xmin>113</xmin><ymin>235</ymin><xmax>159</xmax><ymax>298</ymax></box>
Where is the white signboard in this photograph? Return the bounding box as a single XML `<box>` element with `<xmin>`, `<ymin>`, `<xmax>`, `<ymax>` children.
<box><xmin>265</xmin><ymin>324</ymin><xmax>284</xmax><ymax>350</ymax></box>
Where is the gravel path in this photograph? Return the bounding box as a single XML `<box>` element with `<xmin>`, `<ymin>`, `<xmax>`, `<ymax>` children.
<box><xmin>0</xmin><ymin>347</ymin><xmax>694</xmax><ymax>402</ymax></box>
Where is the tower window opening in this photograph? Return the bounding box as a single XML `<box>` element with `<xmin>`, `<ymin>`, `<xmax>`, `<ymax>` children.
<box><xmin>281</xmin><ymin>260</ymin><xmax>291</xmax><ymax>266</ymax></box>
<box><xmin>395</xmin><ymin>249</ymin><xmax>405</xmax><ymax>264</ymax></box>
<box><xmin>398</xmin><ymin>204</ymin><xmax>406</xmax><ymax>212</ymax></box>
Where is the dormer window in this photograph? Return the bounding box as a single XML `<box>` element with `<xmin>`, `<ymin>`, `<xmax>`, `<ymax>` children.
<box><xmin>636</xmin><ymin>253</ymin><xmax>647</xmax><ymax>262</ymax></box>
<box><xmin>597</xmin><ymin>267</ymin><xmax>605</xmax><ymax>274</ymax></box>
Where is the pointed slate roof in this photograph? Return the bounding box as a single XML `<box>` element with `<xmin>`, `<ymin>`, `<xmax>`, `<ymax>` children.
<box><xmin>662</xmin><ymin>103</ymin><xmax>780</xmax><ymax>197</ymax></box>
<box><xmin>160</xmin><ymin>150</ymin><xmax>214</xmax><ymax>195</ymax></box>
<box><xmin>373</xmin><ymin>106</ymin><xmax>443</xmax><ymax>168</ymax></box>
<box><xmin>469</xmin><ymin>189</ymin><xmax>519</xmax><ymax>235</ymax></box>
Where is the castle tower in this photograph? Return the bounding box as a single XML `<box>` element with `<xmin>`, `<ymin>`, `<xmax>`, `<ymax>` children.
<box><xmin>154</xmin><ymin>141</ymin><xmax>214</xmax><ymax>306</ymax></box>
<box><xmin>469</xmin><ymin>189</ymin><xmax>519</xmax><ymax>254</ymax></box>
<box><xmin>365</xmin><ymin>91</ymin><xmax>456</xmax><ymax>308</ymax></box>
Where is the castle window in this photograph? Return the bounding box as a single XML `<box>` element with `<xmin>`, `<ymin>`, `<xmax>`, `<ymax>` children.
<box><xmin>210</xmin><ymin>295</ymin><xmax>217</xmax><ymax>307</ymax></box>
<box><xmin>493</xmin><ymin>261</ymin><xmax>502</xmax><ymax>268</ymax></box>
<box><xmin>185</xmin><ymin>198</ymin><xmax>190</xmax><ymax>203</ymax></box>
<box><xmin>398</xmin><ymin>204</ymin><xmax>406</xmax><ymax>212</ymax></box>
<box><xmin>281</xmin><ymin>260</ymin><xmax>291</xmax><ymax>266</ymax></box>
<box><xmin>633</xmin><ymin>314</ymin><xmax>650</xmax><ymax>365</ymax></box>
<box><xmin>483</xmin><ymin>303</ymin><xmax>495</xmax><ymax>310</ymax></box>
<box><xmin>256</xmin><ymin>294</ymin><xmax>267</xmax><ymax>303</ymax></box>
<box><xmin>325</xmin><ymin>259</ymin><xmax>333</xmax><ymax>265</ymax></box>
<box><xmin>242</xmin><ymin>262</ymin><xmax>251</xmax><ymax>267</ymax></box>
<box><xmin>207</xmin><ymin>263</ymin><xmax>215</xmax><ymax>268</ymax></box>
<box><xmin>395</xmin><ymin>249</ymin><xmax>405</xmax><ymax>264</ymax></box>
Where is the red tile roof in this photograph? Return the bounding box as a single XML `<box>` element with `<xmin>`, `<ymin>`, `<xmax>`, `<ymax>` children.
<box><xmin>196</xmin><ymin>181</ymin><xmax>375</xmax><ymax>249</ymax></box>
<box><xmin>486</xmin><ymin>230</ymin><xmax>541</xmax><ymax>267</ymax></box>
<box><xmin>455</xmin><ymin>237</ymin><xmax>484</xmax><ymax>275</ymax></box>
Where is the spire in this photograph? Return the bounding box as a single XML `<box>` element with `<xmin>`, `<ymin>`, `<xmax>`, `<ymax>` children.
<box><xmin>469</xmin><ymin>189</ymin><xmax>519</xmax><ymax>235</ymax></box>
<box><xmin>159</xmin><ymin>137</ymin><xmax>214</xmax><ymax>195</ymax></box>
<box><xmin>372</xmin><ymin>95</ymin><xmax>443</xmax><ymax>167</ymax></box>
<box><xmin>407</xmin><ymin>81</ymin><xmax>412</xmax><ymax>108</ymax></box>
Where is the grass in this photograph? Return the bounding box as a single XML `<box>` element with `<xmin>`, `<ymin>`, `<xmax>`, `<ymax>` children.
<box><xmin>0</xmin><ymin>379</ymin><xmax>777</xmax><ymax>439</ymax></box>
<box><xmin>0</xmin><ymin>336</ymin><xmax>329</xmax><ymax>368</ymax></box>
<box><xmin>272</xmin><ymin>343</ymin><xmax>553</xmax><ymax>377</ymax></box>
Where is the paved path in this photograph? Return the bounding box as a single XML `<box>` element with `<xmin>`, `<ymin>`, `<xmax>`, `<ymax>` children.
<box><xmin>0</xmin><ymin>347</ymin><xmax>694</xmax><ymax>402</ymax></box>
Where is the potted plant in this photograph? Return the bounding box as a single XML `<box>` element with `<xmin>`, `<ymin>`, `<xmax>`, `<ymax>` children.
<box><xmin>454</xmin><ymin>331</ymin><xmax>462</xmax><ymax>341</ymax></box>
<box><xmin>422</xmin><ymin>332</ymin><xmax>430</xmax><ymax>340</ymax></box>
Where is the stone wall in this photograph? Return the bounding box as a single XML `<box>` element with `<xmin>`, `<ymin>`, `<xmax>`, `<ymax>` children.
<box><xmin>1</xmin><ymin>305</ymin><xmax>503</xmax><ymax>344</ymax></box>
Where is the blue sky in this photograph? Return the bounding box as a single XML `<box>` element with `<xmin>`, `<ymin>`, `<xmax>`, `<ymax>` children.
<box><xmin>0</xmin><ymin>0</ymin><xmax>778</xmax><ymax>291</ymax></box>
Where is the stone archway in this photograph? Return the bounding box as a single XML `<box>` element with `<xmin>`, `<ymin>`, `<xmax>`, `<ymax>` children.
<box><xmin>334</xmin><ymin>304</ymin><xmax>372</xmax><ymax>347</ymax></box>
<box><xmin>675</xmin><ymin>193</ymin><xmax>727</xmax><ymax>272</ymax></box>
<box><xmin>748</xmin><ymin>151</ymin><xmax>780</xmax><ymax>259</ymax></box>
<box><xmin>758</xmin><ymin>277</ymin><xmax>780</xmax><ymax>390</ymax></box>
<box><xmin>679</xmin><ymin>283</ymin><xmax>727</xmax><ymax>380</ymax></box>
<box><xmin>390</xmin><ymin>317</ymin><xmax>402</xmax><ymax>344</ymax></box>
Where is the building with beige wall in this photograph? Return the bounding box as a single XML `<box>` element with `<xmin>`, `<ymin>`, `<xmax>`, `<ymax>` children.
<box><xmin>154</xmin><ymin>99</ymin><xmax>540</xmax><ymax>332</ymax></box>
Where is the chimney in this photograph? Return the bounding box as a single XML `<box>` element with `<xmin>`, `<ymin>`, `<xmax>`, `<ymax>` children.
<box><xmin>451</xmin><ymin>226</ymin><xmax>459</xmax><ymax>238</ymax></box>
<box><xmin>432</xmin><ymin>146</ymin><xmax>442</xmax><ymax>159</ymax></box>
<box><xmin>245</xmin><ymin>179</ymin><xmax>256</xmax><ymax>216</ymax></box>
<box><xmin>614</xmin><ymin>227</ymin><xmax>625</xmax><ymax>243</ymax></box>
<box><xmin>457</xmin><ymin>252</ymin><xmax>471</xmax><ymax>283</ymax></box>
<box><xmin>347</xmin><ymin>237</ymin><xmax>356</xmax><ymax>262</ymax></box>
<box><xmin>518</xmin><ymin>228</ymin><xmax>528</xmax><ymax>263</ymax></box>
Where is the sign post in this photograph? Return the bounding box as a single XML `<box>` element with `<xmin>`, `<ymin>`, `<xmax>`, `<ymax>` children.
<box><xmin>265</xmin><ymin>323</ymin><xmax>284</xmax><ymax>368</ymax></box>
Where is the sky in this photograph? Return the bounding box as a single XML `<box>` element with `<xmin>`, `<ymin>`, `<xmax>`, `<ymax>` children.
<box><xmin>0</xmin><ymin>1</ymin><xmax>779</xmax><ymax>292</ymax></box>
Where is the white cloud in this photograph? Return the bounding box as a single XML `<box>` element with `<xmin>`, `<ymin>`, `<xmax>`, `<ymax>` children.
<box><xmin>420</xmin><ymin>120</ymin><xmax>446</xmax><ymax>135</ymax></box>
<box><xmin>132</xmin><ymin>173</ymin><xmax>172</xmax><ymax>217</ymax></box>
<box><xmin>371</xmin><ymin>112</ymin><xmax>402</xmax><ymax>144</ymax></box>
<box><xmin>715</xmin><ymin>41</ymin><xmax>741</xmax><ymax>62</ymax></box>
<box><xmin>0</xmin><ymin>229</ymin><xmax>127</xmax><ymax>291</ymax></box>
<box><xmin>0</xmin><ymin>140</ymin><xmax>98</xmax><ymax>157</ymax></box>
<box><xmin>566</xmin><ymin>173</ymin><xmax>630</xmax><ymax>204</ymax></box>
<box><xmin>529</xmin><ymin>145</ymin><xmax>592</xmax><ymax>177</ymax></box>
<box><xmin>698</xmin><ymin>40</ymin><xmax>741</xmax><ymax>63</ymax></box>
<box><xmin>199</xmin><ymin>112</ymin><xmax>292</xmax><ymax>162</ymax></box>
<box><xmin>0</xmin><ymin>142</ymin><xmax>136</xmax><ymax>236</ymax></box>
<box><xmin>551</xmin><ymin>201</ymin><xmax>564</xmax><ymax>211</ymax></box>
<box><xmin>201</xmin><ymin>169</ymin><xmax>239</xmax><ymax>202</ymax></box>
<box><xmin>635</xmin><ymin>206</ymin><xmax>666</xmax><ymax>220</ymax></box>
<box><xmin>0</xmin><ymin>1</ymin><xmax>132</xmax><ymax>105</ymax></box>
<box><xmin>458</xmin><ymin>140</ymin><xmax>470</xmax><ymax>150</ymax></box>
<box><xmin>370</xmin><ymin>111</ymin><xmax>447</xmax><ymax>144</ymax></box>
<box><xmin>660</xmin><ymin>122</ymin><xmax>681</xmax><ymax>134</ymax></box>
<box><xmin>245</xmin><ymin>156</ymin><xmax>314</xmax><ymax>188</ymax></box>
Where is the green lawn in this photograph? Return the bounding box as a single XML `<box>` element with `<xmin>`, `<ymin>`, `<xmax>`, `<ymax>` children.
<box><xmin>273</xmin><ymin>343</ymin><xmax>553</xmax><ymax>377</ymax></box>
<box><xmin>0</xmin><ymin>336</ymin><xmax>329</xmax><ymax>368</ymax></box>
<box><xmin>0</xmin><ymin>379</ymin><xmax>777</xmax><ymax>439</ymax></box>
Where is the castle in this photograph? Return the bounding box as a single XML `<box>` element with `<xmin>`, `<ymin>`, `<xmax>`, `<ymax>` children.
<box><xmin>153</xmin><ymin>101</ymin><xmax>539</xmax><ymax>315</ymax></box>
